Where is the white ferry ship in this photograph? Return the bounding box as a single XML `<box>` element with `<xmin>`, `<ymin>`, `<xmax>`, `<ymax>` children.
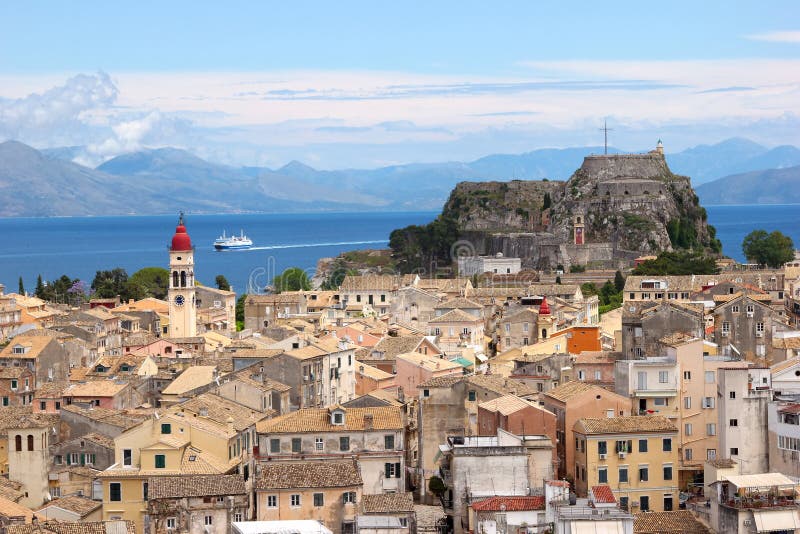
<box><xmin>213</xmin><ymin>230</ymin><xmax>253</xmax><ymax>250</ymax></box>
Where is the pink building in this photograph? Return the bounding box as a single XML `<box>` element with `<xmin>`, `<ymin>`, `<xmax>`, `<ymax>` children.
<box><xmin>395</xmin><ymin>352</ymin><xmax>462</xmax><ymax>394</ymax></box>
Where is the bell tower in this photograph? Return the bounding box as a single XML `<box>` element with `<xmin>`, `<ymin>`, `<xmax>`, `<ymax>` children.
<box><xmin>168</xmin><ymin>212</ymin><xmax>197</xmax><ymax>338</ymax></box>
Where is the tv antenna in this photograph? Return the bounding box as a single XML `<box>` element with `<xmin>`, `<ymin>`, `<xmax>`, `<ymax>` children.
<box><xmin>599</xmin><ymin>120</ymin><xmax>613</xmax><ymax>155</ymax></box>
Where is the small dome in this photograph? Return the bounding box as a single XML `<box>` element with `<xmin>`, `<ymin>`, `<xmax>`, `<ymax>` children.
<box><xmin>170</xmin><ymin>213</ymin><xmax>192</xmax><ymax>251</ymax></box>
<box><xmin>539</xmin><ymin>297</ymin><xmax>551</xmax><ymax>315</ymax></box>
<box><xmin>496</xmin><ymin>252</ymin><xmax>504</xmax><ymax>258</ymax></box>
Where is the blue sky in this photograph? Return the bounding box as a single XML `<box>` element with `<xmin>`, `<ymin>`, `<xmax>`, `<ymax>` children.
<box><xmin>0</xmin><ymin>1</ymin><xmax>799</xmax><ymax>167</ymax></box>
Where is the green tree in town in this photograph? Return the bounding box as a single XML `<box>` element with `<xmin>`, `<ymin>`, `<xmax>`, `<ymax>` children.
<box><xmin>215</xmin><ymin>274</ymin><xmax>231</xmax><ymax>291</ymax></box>
<box><xmin>542</xmin><ymin>192</ymin><xmax>552</xmax><ymax>210</ymax></box>
<box><xmin>91</xmin><ymin>268</ymin><xmax>130</xmax><ymax>299</ymax></box>
<box><xmin>35</xmin><ymin>275</ymin><xmax>44</xmax><ymax>297</ymax></box>
<box><xmin>614</xmin><ymin>271</ymin><xmax>626</xmax><ymax>293</ymax></box>
<box><xmin>272</xmin><ymin>267</ymin><xmax>311</xmax><ymax>293</ymax></box>
<box><xmin>632</xmin><ymin>251</ymin><xmax>718</xmax><ymax>276</ymax></box>
<box><xmin>236</xmin><ymin>294</ymin><xmax>247</xmax><ymax>331</ymax></box>
<box><xmin>742</xmin><ymin>230</ymin><xmax>795</xmax><ymax>268</ymax></box>
<box><xmin>129</xmin><ymin>267</ymin><xmax>170</xmax><ymax>300</ymax></box>
<box><xmin>18</xmin><ymin>277</ymin><xmax>24</xmax><ymax>295</ymax></box>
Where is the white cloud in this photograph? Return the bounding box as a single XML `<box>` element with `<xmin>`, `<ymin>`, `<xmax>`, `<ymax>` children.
<box><xmin>745</xmin><ymin>30</ymin><xmax>800</xmax><ymax>43</ymax></box>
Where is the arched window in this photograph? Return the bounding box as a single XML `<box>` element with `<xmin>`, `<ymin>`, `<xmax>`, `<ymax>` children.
<box><xmin>541</xmin><ymin>328</ymin><xmax>548</xmax><ymax>339</ymax></box>
<box><xmin>14</xmin><ymin>435</ymin><xmax>21</xmax><ymax>451</ymax></box>
<box><xmin>172</xmin><ymin>271</ymin><xmax>179</xmax><ymax>288</ymax></box>
<box><xmin>180</xmin><ymin>271</ymin><xmax>187</xmax><ymax>287</ymax></box>
<box><xmin>27</xmin><ymin>434</ymin><xmax>34</xmax><ymax>451</ymax></box>
<box><xmin>576</xmin><ymin>217</ymin><xmax>582</xmax><ymax>224</ymax></box>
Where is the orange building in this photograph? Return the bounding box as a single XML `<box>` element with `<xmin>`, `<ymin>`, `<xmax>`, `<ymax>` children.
<box><xmin>551</xmin><ymin>325</ymin><xmax>602</xmax><ymax>354</ymax></box>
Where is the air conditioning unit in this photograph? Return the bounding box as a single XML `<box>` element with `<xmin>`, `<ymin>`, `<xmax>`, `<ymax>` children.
<box><xmin>599</xmin><ymin>454</ymin><xmax>607</xmax><ymax>460</ymax></box>
<box><xmin>618</xmin><ymin>452</ymin><xmax>626</xmax><ymax>459</ymax></box>
<box><xmin>756</xmin><ymin>331</ymin><xmax>764</xmax><ymax>338</ymax></box>
<box><xmin>744</xmin><ymin>519</ymin><xmax>752</xmax><ymax>526</ymax></box>
<box><xmin>747</xmin><ymin>312</ymin><xmax>754</xmax><ymax>318</ymax></box>
<box><xmin>631</xmin><ymin>501</ymin><xmax>639</xmax><ymax>507</ymax></box>
<box><xmin>721</xmin><ymin>331</ymin><xmax>729</xmax><ymax>337</ymax></box>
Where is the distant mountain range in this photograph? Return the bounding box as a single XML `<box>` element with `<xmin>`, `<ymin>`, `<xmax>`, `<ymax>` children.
<box><xmin>1</xmin><ymin>137</ymin><xmax>798</xmax><ymax>216</ymax></box>
<box><xmin>695</xmin><ymin>165</ymin><xmax>800</xmax><ymax>205</ymax></box>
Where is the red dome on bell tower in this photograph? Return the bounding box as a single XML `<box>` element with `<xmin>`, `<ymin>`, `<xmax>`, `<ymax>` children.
<box><xmin>170</xmin><ymin>212</ymin><xmax>193</xmax><ymax>251</ymax></box>
<box><xmin>538</xmin><ymin>297</ymin><xmax>551</xmax><ymax>315</ymax></box>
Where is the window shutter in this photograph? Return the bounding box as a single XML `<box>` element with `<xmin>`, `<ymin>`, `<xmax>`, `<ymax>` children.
<box><xmin>66</xmin><ymin>455</ymin><xmax>71</xmax><ymax>465</ymax></box>
<box><xmin>385</xmin><ymin>463</ymin><xmax>391</xmax><ymax>478</ymax></box>
<box><xmin>395</xmin><ymin>462</ymin><xmax>401</xmax><ymax>478</ymax></box>
<box><xmin>80</xmin><ymin>453</ymin><xmax>85</xmax><ymax>466</ymax></box>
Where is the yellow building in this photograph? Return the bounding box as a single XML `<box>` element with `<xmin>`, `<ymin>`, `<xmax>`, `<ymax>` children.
<box><xmin>573</xmin><ymin>415</ymin><xmax>679</xmax><ymax>513</ymax></box>
<box><xmin>254</xmin><ymin>459</ymin><xmax>362</xmax><ymax>534</ymax></box>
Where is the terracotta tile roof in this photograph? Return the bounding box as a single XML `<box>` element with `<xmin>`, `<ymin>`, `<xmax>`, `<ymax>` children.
<box><xmin>772</xmin><ymin>338</ymin><xmax>800</xmax><ymax>350</ymax></box>
<box><xmin>39</xmin><ymin>495</ymin><xmax>101</xmax><ymax>517</ymax></box>
<box><xmin>341</xmin><ymin>274</ymin><xmax>401</xmax><ymax>291</ymax></box>
<box><xmin>178</xmin><ymin>446</ymin><xmax>237</xmax><ymax>475</ymax></box>
<box><xmin>0</xmin><ymin>478</ymin><xmax>24</xmax><ymax>502</ymax></box>
<box><xmin>500</xmin><ymin>308</ymin><xmax>539</xmax><ymax>324</ymax></box>
<box><xmin>361</xmin><ymin>492</ymin><xmax>415</xmax><ymax>513</ymax></box>
<box><xmin>0</xmin><ymin>336</ymin><xmax>58</xmax><ymax>359</ymax></box>
<box><xmin>228</xmin><ymin>369</ymin><xmax>291</xmax><ymax>392</ymax></box>
<box><xmin>356</xmin><ymin>363</ymin><xmax>394</xmax><ymax>381</ymax></box>
<box><xmin>256</xmin><ymin>405</ymin><xmax>402</xmax><ymax>434</ymax></box>
<box><xmin>543</xmin><ymin>380</ymin><xmax>599</xmax><ymax>402</ymax></box>
<box><xmin>0</xmin><ymin>495</ymin><xmax>33</xmax><ymax>521</ymax></box>
<box><xmin>8</xmin><ymin>520</ymin><xmax>136</xmax><ymax>534</ymax></box>
<box><xmin>63</xmin><ymin>380</ymin><xmax>128</xmax><ymax>398</ymax></box>
<box><xmin>658</xmin><ymin>332</ymin><xmax>699</xmax><ymax>347</ymax></box>
<box><xmin>418</xmin><ymin>375</ymin><xmax>464</xmax><ymax>389</ymax></box>
<box><xmin>428</xmin><ymin>309</ymin><xmax>480</xmax><ymax>324</ymax></box>
<box><xmin>574</xmin><ymin>351</ymin><xmax>619</xmax><ymax>364</ymax></box>
<box><xmin>396</xmin><ymin>352</ymin><xmax>462</xmax><ymax>372</ymax></box>
<box><xmin>161</xmin><ymin>366</ymin><xmax>218</xmax><ymax>395</ymax></box>
<box><xmin>706</xmin><ymin>458</ymin><xmax>737</xmax><ymax>468</ymax></box>
<box><xmin>478</xmin><ymin>394</ymin><xmax>547</xmax><ymax>416</ymax></box>
<box><xmin>470</xmin><ymin>496</ymin><xmax>545</xmax><ymax>512</ymax></box>
<box><xmin>148</xmin><ymin>474</ymin><xmax>246</xmax><ymax>499</ymax></box>
<box><xmin>176</xmin><ymin>392</ymin><xmax>270</xmax><ymax>432</ymax></box>
<box><xmin>255</xmin><ymin>459</ymin><xmax>362</xmax><ymax>489</ymax></box>
<box><xmin>575</xmin><ymin>415</ymin><xmax>677</xmax><ymax>434</ymax></box>
<box><xmin>467</xmin><ymin>374</ymin><xmax>539</xmax><ymax>397</ymax></box>
<box><xmin>590</xmin><ymin>485</ymin><xmax>616</xmax><ymax>504</ymax></box>
<box><xmin>633</xmin><ymin>511</ymin><xmax>712</xmax><ymax>534</ymax></box>
<box><xmin>0</xmin><ymin>407</ymin><xmax>60</xmax><ymax>434</ymax></box>
<box><xmin>0</xmin><ymin>367</ymin><xmax>31</xmax><ymax>379</ymax></box>
<box><xmin>34</xmin><ymin>380</ymin><xmax>68</xmax><ymax>399</ymax></box>
<box><xmin>59</xmin><ymin>405</ymin><xmax>149</xmax><ymax>430</ymax></box>
<box><xmin>369</xmin><ymin>336</ymin><xmax>425</xmax><ymax>360</ymax></box>
<box><xmin>83</xmin><ymin>432</ymin><xmax>115</xmax><ymax>449</ymax></box>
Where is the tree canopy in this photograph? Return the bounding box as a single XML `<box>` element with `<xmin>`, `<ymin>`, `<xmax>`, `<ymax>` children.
<box><xmin>272</xmin><ymin>267</ymin><xmax>312</xmax><ymax>293</ymax></box>
<box><xmin>632</xmin><ymin>251</ymin><xmax>719</xmax><ymax>275</ymax></box>
<box><xmin>35</xmin><ymin>274</ymin><xmax>83</xmax><ymax>304</ymax></box>
<box><xmin>215</xmin><ymin>274</ymin><xmax>231</xmax><ymax>291</ymax></box>
<box><xmin>742</xmin><ymin>230</ymin><xmax>795</xmax><ymax>268</ymax></box>
<box><xmin>129</xmin><ymin>267</ymin><xmax>170</xmax><ymax>300</ymax></box>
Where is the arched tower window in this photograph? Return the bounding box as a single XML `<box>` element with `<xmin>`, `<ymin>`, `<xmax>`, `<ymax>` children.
<box><xmin>27</xmin><ymin>434</ymin><xmax>34</xmax><ymax>451</ymax></box>
<box><xmin>172</xmin><ymin>271</ymin><xmax>179</xmax><ymax>288</ymax></box>
<box><xmin>14</xmin><ymin>435</ymin><xmax>21</xmax><ymax>451</ymax></box>
<box><xmin>541</xmin><ymin>328</ymin><xmax>548</xmax><ymax>339</ymax></box>
<box><xmin>180</xmin><ymin>271</ymin><xmax>187</xmax><ymax>287</ymax></box>
<box><xmin>576</xmin><ymin>217</ymin><xmax>582</xmax><ymax>224</ymax></box>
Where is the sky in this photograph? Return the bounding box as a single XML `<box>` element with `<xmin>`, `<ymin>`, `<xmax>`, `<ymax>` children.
<box><xmin>0</xmin><ymin>1</ymin><xmax>799</xmax><ymax>168</ymax></box>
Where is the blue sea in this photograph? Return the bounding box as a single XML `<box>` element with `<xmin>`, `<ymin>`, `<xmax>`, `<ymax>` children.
<box><xmin>1</xmin><ymin>205</ymin><xmax>798</xmax><ymax>294</ymax></box>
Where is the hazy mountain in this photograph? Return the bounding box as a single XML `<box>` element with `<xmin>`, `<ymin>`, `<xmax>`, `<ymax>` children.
<box><xmin>6</xmin><ymin>137</ymin><xmax>800</xmax><ymax>216</ymax></box>
<box><xmin>696</xmin><ymin>165</ymin><xmax>800</xmax><ymax>205</ymax></box>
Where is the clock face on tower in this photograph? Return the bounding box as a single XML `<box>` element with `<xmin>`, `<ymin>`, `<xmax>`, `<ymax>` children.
<box><xmin>174</xmin><ymin>295</ymin><xmax>185</xmax><ymax>306</ymax></box>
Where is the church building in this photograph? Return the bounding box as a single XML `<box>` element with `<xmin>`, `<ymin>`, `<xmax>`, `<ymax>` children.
<box><xmin>167</xmin><ymin>213</ymin><xmax>197</xmax><ymax>338</ymax></box>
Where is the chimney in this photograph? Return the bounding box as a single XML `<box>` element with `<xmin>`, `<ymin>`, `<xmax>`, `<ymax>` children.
<box><xmin>364</xmin><ymin>413</ymin><xmax>374</xmax><ymax>431</ymax></box>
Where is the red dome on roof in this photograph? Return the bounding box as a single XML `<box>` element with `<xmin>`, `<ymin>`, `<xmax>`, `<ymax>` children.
<box><xmin>539</xmin><ymin>297</ymin><xmax>551</xmax><ymax>315</ymax></box>
<box><xmin>170</xmin><ymin>213</ymin><xmax>192</xmax><ymax>251</ymax></box>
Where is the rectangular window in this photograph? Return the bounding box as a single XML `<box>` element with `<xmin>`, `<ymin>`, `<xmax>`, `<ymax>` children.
<box><xmin>685</xmin><ymin>448</ymin><xmax>693</xmax><ymax>461</ymax></box>
<box><xmin>343</xmin><ymin>491</ymin><xmax>356</xmax><ymax>504</ymax></box>
<box><xmin>270</xmin><ymin>438</ymin><xmax>280</xmax><ymax>453</ymax></box>
<box><xmin>663</xmin><ymin>438</ymin><xmax>672</xmax><ymax>452</ymax></box>
<box><xmin>39</xmin><ymin>401</ymin><xmax>46</xmax><ymax>411</ymax></box>
<box><xmin>313</xmin><ymin>493</ymin><xmax>324</xmax><ymax>507</ymax></box>
<box><xmin>315</xmin><ymin>437</ymin><xmax>324</xmax><ymax>451</ymax></box>
<box><xmin>619</xmin><ymin>466</ymin><xmax>628</xmax><ymax>483</ymax></box>
<box><xmin>654</xmin><ymin>397</ymin><xmax>667</xmax><ymax>407</ymax></box>
<box><xmin>756</xmin><ymin>322</ymin><xmax>765</xmax><ymax>333</ymax></box>
<box><xmin>598</xmin><ymin>467</ymin><xmax>608</xmax><ymax>484</ymax></box>
<box><xmin>640</xmin><ymin>496</ymin><xmax>650</xmax><ymax>512</ymax></box>
<box><xmin>468</xmin><ymin>390</ymin><xmax>476</xmax><ymax>401</ymax></box>
<box><xmin>204</xmin><ymin>516</ymin><xmax>212</xmax><ymax>526</ymax></box>
<box><xmin>384</xmin><ymin>435</ymin><xmax>395</xmax><ymax>450</ymax></box>
<box><xmin>55</xmin><ymin>455</ymin><xmax>63</xmax><ymax>465</ymax></box>
<box><xmin>722</xmin><ymin>322</ymin><xmax>730</xmax><ymax>334</ymax></box>
<box><xmin>109</xmin><ymin>482</ymin><xmax>122</xmax><ymax>501</ymax></box>
<box><xmin>663</xmin><ymin>465</ymin><xmax>673</xmax><ymax>481</ymax></box>
<box><xmin>639</xmin><ymin>439</ymin><xmax>648</xmax><ymax>453</ymax></box>
<box><xmin>730</xmin><ymin>447</ymin><xmax>739</xmax><ymax>455</ymax></box>
<box><xmin>703</xmin><ymin>397</ymin><xmax>715</xmax><ymax>409</ymax></box>
<box><xmin>161</xmin><ymin>423</ymin><xmax>171</xmax><ymax>434</ymax></box>
<box><xmin>705</xmin><ymin>371</ymin><xmax>715</xmax><ymax>383</ymax></box>
<box><xmin>166</xmin><ymin>518</ymin><xmax>176</xmax><ymax>529</ymax></box>
<box><xmin>143</xmin><ymin>481</ymin><xmax>148</xmax><ymax>500</ymax></box>
<box><xmin>684</xmin><ymin>397</ymin><xmax>691</xmax><ymax>409</ymax></box>
<box><xmin>730</xmin><ymin>391</ymin><xmax>736</xmax><ymax>399</ymax></box>
<box><xmin>620</xmin><ymin>497</ymin><xmax>629</xmax><ymax>511</ymax></box>
<box><xmin>707</xmin><ymin>449</ymin><xmax>717</xmax><ymax>460</ymax></box>
<box><xmin>384</xmin><ymin>462</ymin><xmax>401</xmax><ymax>478</ymax></box>
<box><xmin>123</xmin><ymin>449</ymin><xmax>132</xmax><ymax>466</ymax></box>
<box><xmin>290</xmin><ymin>494</ymin><xmax>301</xmax><ymax>507</ymax></box>
<box><xmin>267</xmin><ymin>495</ymin><xmax>277</xmax><ymax>508</ymax></box>
<box><xmin>292</xmin><ymin>438</ymin><xmax>301</xmax><ymax>453</ymax></box>
<box><xmin>706</xmin><ymin>423</ymin><xmax>716</xmax><ymax>436</ymax></box>
<box><xmin>155</xmin><ymin>454</ymin><xmax>166</xmax><ymax>469</ymax></box>
<box><xmin>639</xmin><ymin>467</ymin><xmax>649</xmax><ymax>482</ymax></box>
<box><xmin>683</xmin><ymin>371</ymin><xmax>691</xmax><ymax>380</ymax></box>
<box><xmin>234</xmin><ymin>513</ymin><xmax>243</xmax><ymax>522</ymax></box>
<box><xmin>659</xmin><ymin>371</ymin><xmax>668</xmax><ymax>383</ymax></box>
<box><xmin>729</xmin><ymin>419</ymin><xmax>738</xmax><ymax>427</ymax></box>
<box><xmin>598</xmin><ymin>441</ymin><xmax>607</xmax><ymax>455</ymax></box>
<box><xmin>340</xmin><ymin>436</ymin><xmax>350</xmax><ymax>451</ymax></box>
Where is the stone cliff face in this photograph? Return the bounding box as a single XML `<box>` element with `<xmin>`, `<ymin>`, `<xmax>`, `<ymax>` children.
<box><xmin>435</xmin><ymin>150</ymin><xmax>719</xmax><ymax>269</ymax></box>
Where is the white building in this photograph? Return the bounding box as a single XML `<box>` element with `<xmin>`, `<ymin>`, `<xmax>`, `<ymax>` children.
<box><xmin>718</xmin><ymin>367</ymin><xmax>771</xmax><ymax>474</ymax></box>
<box><xmin>458</xmin><ymin>254</ymin><xmax>522</xmax><ymax>277</ymax></box>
